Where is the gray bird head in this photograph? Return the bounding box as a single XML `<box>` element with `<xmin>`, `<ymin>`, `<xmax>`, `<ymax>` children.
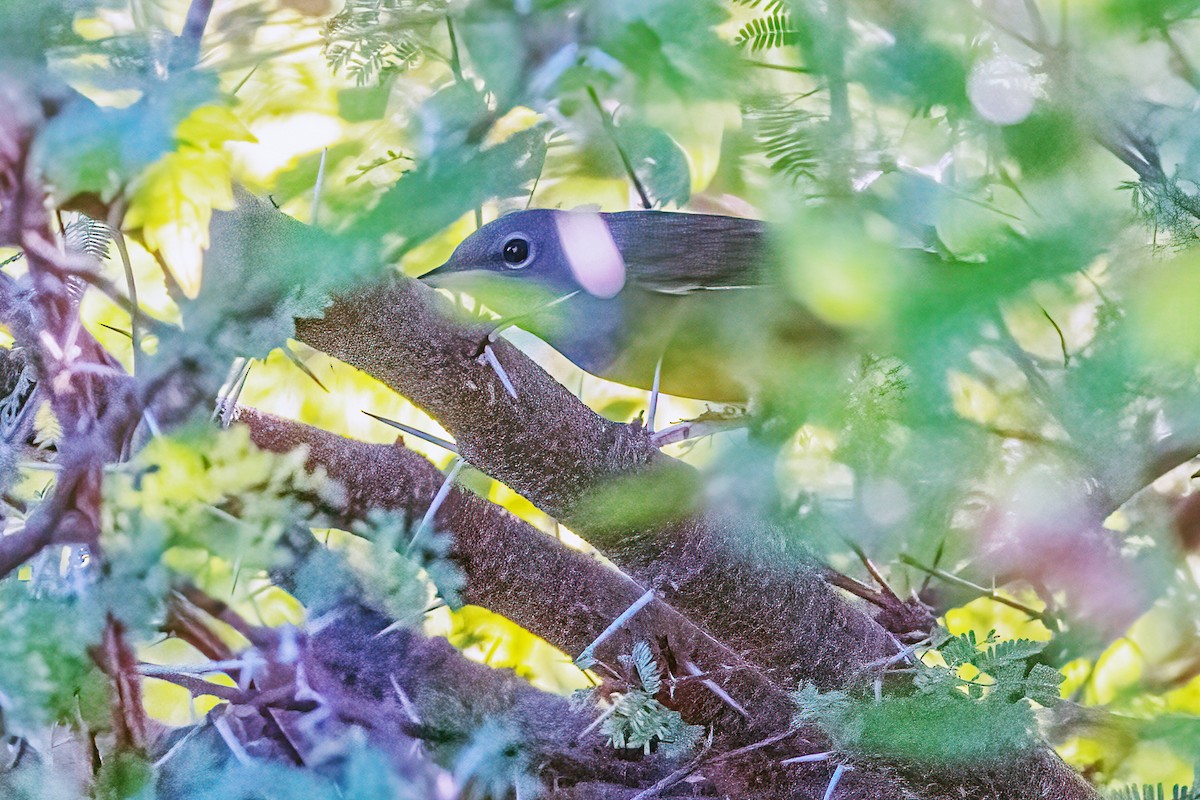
<box><xmin>422</xmin><ymin>209</ymin><xmax>628</xmax><ymax>314</ymax></box>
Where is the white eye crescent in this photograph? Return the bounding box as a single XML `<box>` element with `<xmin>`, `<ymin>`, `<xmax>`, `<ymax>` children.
<box><xmin>553</xmin><ymin>211</ymin><xmax>626</xmax><ymax>298</ymax></box>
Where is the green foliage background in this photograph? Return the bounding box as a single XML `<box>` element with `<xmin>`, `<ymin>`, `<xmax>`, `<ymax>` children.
<box><xmin>4</xmin><ymin>0</ymin><xmax>1200</xmax><ymax>795</ymax></box>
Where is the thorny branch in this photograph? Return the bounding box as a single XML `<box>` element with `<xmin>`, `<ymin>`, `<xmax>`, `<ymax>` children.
<box><xmin>287</xmin><ymin>258</ymin><xmax>1097</xmax><ymax>797</ymax></box>
<box><xmin>6</xmin><ymin>4</ymin><xmax>1200</xmax><ymax>789</ymax></box>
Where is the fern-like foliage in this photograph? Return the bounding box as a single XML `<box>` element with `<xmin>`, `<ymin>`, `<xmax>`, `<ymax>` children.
<box><xmin>735</xmin><ymin>13</ymin><xmax>802</xmax><ymax>51</ymax></box>
<box><xmin>1120</xmin><ymin>177</ymin><xmax>1200</xmax><ymax>248</ymax></box>
<box><xmin>349</xmin><ymin>508</ymin><xmax>465</xmax><ymax>622</ymax></box>
<box><xmin>322</xmin><ymin>0</ymin><xmax>448</xmax><ymax>86</ymax></box>
<box><xmin>63</xmin><ymin>214</ymin><xmax>111</xmax><ymax>260</ymax></box>
<box><xmin>1105</xmin><ymin>782</ymin><xmax>1199</xmax><ymax>800</ymax></box>
<box><xmin>597</xmin><ymin>642</ymin><xmax>704</xmax><ymax>758</ymax></box>
<box><xmin>743</xmin><ymin>100</ymin><xmax>821</xmax><ymax>184</ymax></box>
<box><xmin>453</xmin><ymin>720</ymin><xmax>542</xmax><ymax>800</ymax></box>
<box><xmin>349</xmin><ymin>148</ymin><xmax>413</xmax><ymax>183</ymax></box>
<box><xmin>626</xmin><ymin>641</ymin><xmax>661</xmax><ymax>695</ymax></box>
<box><xmin>791</xmin><ymin>628</ymin><xmax>1066</xmax><ymax>764</ymax></box>
<box><xmin>729</xmin><ymin>0</ymin><xmax>788</xmax><ymax>12</ymax></box>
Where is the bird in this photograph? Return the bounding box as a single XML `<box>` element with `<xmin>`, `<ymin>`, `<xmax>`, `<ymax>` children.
<box><xmin>422</xmin><ymin>209</ymin><xmax>830</xmax><ymax>402</ymax></box>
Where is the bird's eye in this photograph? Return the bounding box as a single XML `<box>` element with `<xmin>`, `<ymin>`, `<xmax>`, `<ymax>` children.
<box><xmin>501</xmin><ymin>236</ymin><xmax>531</xmax><ymax>268</ymax></box>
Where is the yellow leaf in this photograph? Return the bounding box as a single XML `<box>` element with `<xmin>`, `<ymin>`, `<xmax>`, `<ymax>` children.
<box><xmin>127</xmin><ymin>149</ymin><xmax>235</xmax><ymax>297</ymax></box>
<box><xmin>177</xmin><ymin>105</ymin><xmax>257</xmax><ymax>149</ymax></box>
<box><xmin>485</xmin><ymin>106</ymin><xmax>542</xmax><ymax>147</ymax></box>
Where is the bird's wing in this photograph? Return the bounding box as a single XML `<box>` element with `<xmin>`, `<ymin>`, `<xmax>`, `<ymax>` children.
<box><xmin>603</xmin><ymin>211</ymin><xmax>774</xmax><ymax>295</ymax></box>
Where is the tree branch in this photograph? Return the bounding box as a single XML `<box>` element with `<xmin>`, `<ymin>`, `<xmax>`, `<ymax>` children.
<box><xmin>236</xmin><ymin>407</ymin><xmax>904</xmax><ymax>798</ymax></box>
<box><xmin>286</xmin><ymin>265</ymin><xmax>1097</xmax><ymax>797</ymax></box>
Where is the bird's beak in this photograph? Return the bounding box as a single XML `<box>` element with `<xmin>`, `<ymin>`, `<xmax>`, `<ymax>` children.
<box><xmin>420</xmin><ymin>260</ymin><xmax>501</xmax><ymax>298</ymax></box>
<box><xmin>419</xmin><ymin>261</ymin><xmax>458</xmax><ymax>287</ymax></box>
<box><xmin>419</xmin><ymin>260</ymin><xmax>561</xmax><ymax>322</ymax></box>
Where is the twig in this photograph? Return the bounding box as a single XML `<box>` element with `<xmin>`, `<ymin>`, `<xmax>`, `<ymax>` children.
<box><xmin>823</xmin><ymin>763</ymin><xmax>848</xmax><ymax>799</ymax></box>
<box><xmin>174</xmin><ymin>0</ymin><xmax>215</xmax><ymax>68</ymax></box>
<box><xmin>213</xmin><ymin>715</ymin><xmax>252</xmax><ymax>765</ymax></box>
<box><xmin>1163</xmin><ymin>29</ymin><xmax>1200</xmax><ymax>91</ymax></box>
<box><xmin>139</xmin><ymin>668</ymin><xmax>244</xmax><ymax>703</ymax></box>
<box><xmin>94</xmin><ymin>615</ymin><xmax>150</xmax><ymax>751</ymax></box>
<box><xmin>481</xmin><ymin>344</ymin><xmax>517</xmax><ymax>399</ymax></box>
<box><xmin>822</xmin><ymin>0</ymin><xmax>852</xmax><ymax>197</ymax></box>
<box><xmin>221</xmin><ymin>359</ymin><xmax>253</xmax><ymax>428</ymax></box>
<box><xmin>649</xmin><ymin>415</ymin><xmax>747</xmax><ymax>448</ymax></box>
<box><xmin>107</xmin><ymin>210</ymin><xmax>140</xmax><ymax>376</ymax></box>
<box><xmin>843</xmin><ymin>538</ymin><xmax>900</xmax><ymax>602</ymax></box>
<box><xmin>709</xmin><ymin>727</ymin><xmax>800</xmax><ymax>766</ymax></box>
<box><xmin>586</xmin><ymin>85</ymin><xmax>652</xmax><ymax>209</ymax></box>
<box><xmin>231</xmin><ymin>63</ymin><xmax>259</xmax><ymax>95</ymax></box>
<box><xmin>446</xmin><ymin>16</ymin><xmax>465</xmax><ymax>85</ymax></box>
<box><xmin>680</xmin><ymin>660</ymin><xmax>748</xmax><ymax>718</ymax></box>
<box><xmin>781</xmin><ymin>751</ymin><xmax>832</xmax><ymax>765</ymax></box>
<box><xmin>282</xmin><ymin>342</ymin><xmax>329</xmax><ymax>392</ymax></box>
<box><xmin>1040</xmin><ymin>306</ymin><xmax>1070</xmax><ymax>367</ymax></box>
<box><xmin>1021</xmin><ymin>0</ymin><xmax>1050</xmax><ymax>45</ymax></box>
<box><xmin>899</xmin><ymin>553</ymin><xmax>1059</xmax><ymax>629</ymax></box>
<box><xmin>627</xmin><ymin>730</ymin><xmax>714</xmax><ymax>800</ymax></box>
<box><xmin>742</xmin><ymin>59</ymin><xmax>812</xmax><ymax>74</ymax></box>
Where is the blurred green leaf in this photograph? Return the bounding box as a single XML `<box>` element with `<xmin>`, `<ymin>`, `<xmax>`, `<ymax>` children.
<box><xmin>0</xmin><ymin>0</ymin><xmax>83</xmax><ymax>63</ymax></box>
<box><xmin>1104</xmin><ymin>0</ymin><xmax>1200</xmax><ymax>29</ymax></box>
<box><xmin>354</xmin><ymin>124</ymin><xmax>548</xmax><ymax>253</ymax></box>
<box><xmin>0</xmin><ymin>583</ymin><xmax>109</xmax><ymax>735</ymax></box>
<box><xmin>575</xmin><ymin>467</ymin><xmax>702</xmax><ymax>538</ymax></box>
<box><xmin>592</xmin><ymin>0</ymin><xmax>740</xmax><ymax>99</ymax></box>
<box><xmin>853</xmin><ymin>36</ymin><xmax>968</xmax><ymax>114</ymax></box>
<box><xmin>1002</xmin><ymin>109</ymin><xmax>1089</xmax><ymax>177</ymax></box>
<box><xmin>187</xmin><ymin>190</ymin><xmax>382</xmax><ymax>359</ymax></box>
<box><xmin>38</xmin><ymin>72</ymin><xmax>218</xmax><ymax>202</ymax></box>
<box><xmin>612</xmin><ymin>121</ymin><xmax>691</xmax><ymax>207</ymax></box>
<box><xmin>95</xmin><ymin>751</ymin><xmax>154</xmax><ymax>800</ymax></box>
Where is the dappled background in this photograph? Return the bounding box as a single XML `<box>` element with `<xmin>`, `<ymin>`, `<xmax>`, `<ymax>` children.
<box><xmin>4</xmin><ymin>0</ymin><xmax>1200</xmax><ymax>794</ymax></box>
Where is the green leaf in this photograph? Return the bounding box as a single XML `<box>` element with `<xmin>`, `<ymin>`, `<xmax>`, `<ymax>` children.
<box><xmin>37</xmin><ymin>72</ymin><xmax>218</xmax><ymax>202</ymax></box>
<box><xmin>980</xmin><ymin>638</ymin><xmax>1046</xmax><ymax>671</ymax></box>
<box><xmin>628</xmin><ymin>641</ymin><xmax>662</xmax><ymax>695</ymax></box>
<box><xmin>458</xmin><ymin>2</ymin><xmax>532</xmax><ymax>109</ymax></box>
<box><xmin>411</xmin><ymin>82</ymin><xmax>493</xmax><ymax>160</ymax></box>
<box><xmin>184</xmin><ymin>190</ymin><xmax>382</xmax><ymax>360</ymax></box>
<box><xmin>1023</xmin><ymin>663</ymin><xmax>1065</xmax><ymax>707</ymax></box>
<box><xmin>730</xmin><ymin>0</ymin><xmax>787</xmax><ymax>9</ymax></box>
<box><xmin>744</xmin><ymin>100</ymin><xmax>821</xmax><ymax>184</ymax></box>
<box><xmin>988</xmin><ymin>662</ymin><xmax>1027</xmax><ymax>702</ymax></box>
<box><xmin>0</xmin><ymin>583</ymin><xmax>109</xmax><ymax>735</ymax></box>
<box><xmin>94</xmin><ymin>751</ymin><xmax>155</xmax><ymax>800</ymax></box>
<box><xmin>454</xmin><ymin>720</ymin><xmax>542</xmax><ymax>800</ymax></box>
<box><xmin>594</xmin><ymin>0</ymin><xmax>740</xmax><ymax>99</ymax></box>
<box><xmin>1002</xmin><ymin>109</ymin><xmax>1089</xmax><ymax>177</ymax></box>
<box><xmin>350</xmin><ymin>509</ymin><xmax>465</xmax><ymax>620</ymax></box>
<box><xmin>322</xmin><ymin>0</ymin><xmax>448</xmax><ymax>86</ymax></box>
<box><xmin>938</xmin><ymin>631</ymin><xmax>980</xmax><ymax>668</ymax></box>
<box><xmin>353</xmin><ymin>125</ymin><xmax>548</xmax><ymax>255</ymax></box>
<box><xmin>851</xmin><ymin>692</ymin><xmax>1037</xmax><ymax>764</ymax></box>
<box><xmin>735</xmin><ymin>14</ymin><xmax>804</xmax><ymax>52</ymax></box>
<box><xmin>0</xmin><ymin>0</ymin><xmax>83</xmax><ymax>63</ymax></box>
<box><xmin>1104</xmin><ymin>0</ymin><xmax>1200</xmax><ymax>30</ymax></box>
<box><xmin>612</xmin><ymin>122</ymin><xmax>691</xmax><ymax>207</ymax></box>
<box><xmin>853</xmin><ymin>36</ymin><xmax>968</xmax><ymax>114</ymax></box>
<box><xmin>338</xmin><ymin>83</ymin><xmax>396</xmax><ymax>122</ymax></box>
